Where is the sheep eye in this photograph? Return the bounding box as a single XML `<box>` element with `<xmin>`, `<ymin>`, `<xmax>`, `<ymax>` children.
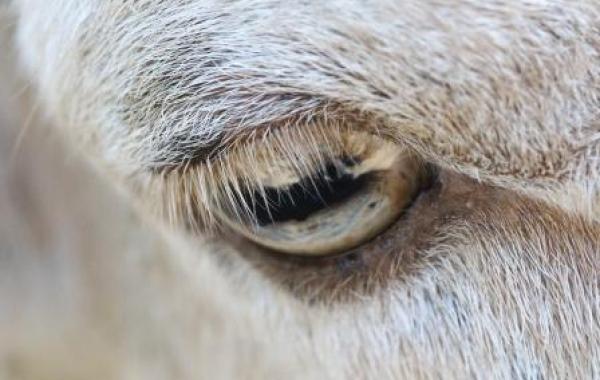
<box><xmin>216</xmin><ymin>134</ymin><xmax>425</xmax><ymax>257</ymax></box>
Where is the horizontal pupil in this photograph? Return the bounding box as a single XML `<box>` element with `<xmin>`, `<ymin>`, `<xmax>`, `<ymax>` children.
<box><xmin>242</xmin><ymin>157</ymin><xmax>370</xmax><ymax>226</ymax></box>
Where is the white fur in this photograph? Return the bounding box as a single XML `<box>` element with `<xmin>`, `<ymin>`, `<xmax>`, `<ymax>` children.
<box><xmin>2</xmin><ymin>1</ymin><xmax>599</xmax><ymax>378</ymax></box>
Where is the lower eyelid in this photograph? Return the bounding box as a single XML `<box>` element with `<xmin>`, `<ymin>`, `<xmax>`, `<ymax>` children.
<box><xmin>226</xmin><ymin>165</ymin><xmax>443</xmax><ymax>301</ymax></box>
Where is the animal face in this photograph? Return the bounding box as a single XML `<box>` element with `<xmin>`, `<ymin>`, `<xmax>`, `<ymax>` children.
<box><xmin>3</xmin><ymin>0</ymin><xmax>600</xmax><ymax>378</ymax></box>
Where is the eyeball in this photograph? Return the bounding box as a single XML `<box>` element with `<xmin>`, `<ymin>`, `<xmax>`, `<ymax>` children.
<box><xmin>217</xmin><ymin>135</ymin><xmax>424</xmax><ymax>256</ymax></box>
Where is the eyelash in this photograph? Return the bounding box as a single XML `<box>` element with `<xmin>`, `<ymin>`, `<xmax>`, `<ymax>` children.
<box><xmin>147</xmin><ymin>119</ymin><xmax>374</xmax><ymax>232</ymax></box>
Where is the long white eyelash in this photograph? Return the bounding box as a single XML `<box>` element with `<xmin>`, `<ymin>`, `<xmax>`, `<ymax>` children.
<box><xmin>146</xmin><ymin>119</ymin><xmax>367</xmax><ymax>233</ymax></box>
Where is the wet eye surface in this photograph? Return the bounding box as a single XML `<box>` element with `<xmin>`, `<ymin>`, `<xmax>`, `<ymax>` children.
<box><xmin>217</xmin><ymin>135</ymin><xmax>426</xmax><ymax>256</ymax></box>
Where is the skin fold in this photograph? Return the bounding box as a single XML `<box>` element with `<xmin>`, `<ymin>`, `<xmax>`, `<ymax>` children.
<box><xmin>1</xmin><ymin>1</ymin><xmax>599</xmax><ymax>378</ymax></box>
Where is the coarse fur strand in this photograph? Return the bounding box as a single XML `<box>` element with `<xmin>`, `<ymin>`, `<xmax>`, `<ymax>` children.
<box><xmin>1</xmin><ymin>1</ymin><xmax>599</xmax><ymax>379</ymax></box>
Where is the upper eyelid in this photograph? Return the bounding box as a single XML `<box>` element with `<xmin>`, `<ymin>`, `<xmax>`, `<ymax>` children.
<box><xmin>150</xmin><ymin>117</ymin><xmax>414</xmax><ymax>235</ymax></box>
<box><xmin>147</xmin><ymin>99</ymin><xmax>373</xmax><ymax>172</ymax></box>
